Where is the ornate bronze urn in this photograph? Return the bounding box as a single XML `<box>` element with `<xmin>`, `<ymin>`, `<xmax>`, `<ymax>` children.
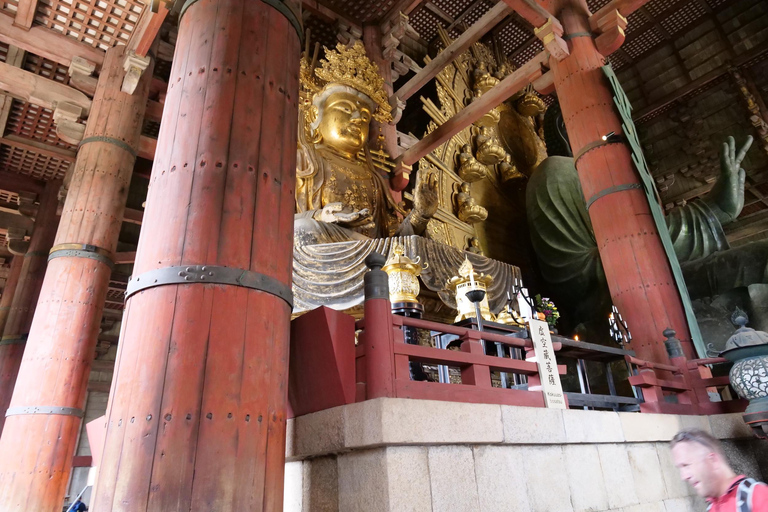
<box><xmin>720</xmin><ymin>309</ymin><xmax>768</xmax><ymax>438</ymax></box>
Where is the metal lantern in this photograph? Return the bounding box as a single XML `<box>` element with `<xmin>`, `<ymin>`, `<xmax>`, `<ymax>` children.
<box><xmin>382</xmin><ymin>242</ymin><xmax>424</xmax><ymax>306</ymax></box>
<box><xmin>720</xmin><ymin>309</ymin><xmax>768</xmax><ymax>439</ymax></box>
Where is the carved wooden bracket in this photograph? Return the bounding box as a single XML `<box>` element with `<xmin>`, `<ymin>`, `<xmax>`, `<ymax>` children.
<box><xmin>53</xmin><ymin>102</ymin><xmax>85</xmax><ymax>145</ymax></box>
<box><xmin>534</xmin><ymin>18</ymin><xmax>569</xmax><ymax>61</ymax></box>
<box><xmin>589</xmin><ymin>9</ymin><xmax>627</xmax><ymax>57</ymax></box>
<box><xmin>336</xmin><ymin>21</ymin><xmax>362</xmax><ymax>46</ymax></box>
<box><xmin>121</xmin><ymin>50</ymin><xmax>151</xmax><ymax>95</ymax></box>
<box><xmin>68</xmin><ymin>56</ymin><xmax>98</xmax><ymax>96</ymax></box>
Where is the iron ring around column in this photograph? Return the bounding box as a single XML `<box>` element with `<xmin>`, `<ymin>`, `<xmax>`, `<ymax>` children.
<box><xmin>126</xmin><ymin>265</ymin><xmax>293</xmax><ymax>308</ymax></box>
<box><xmin>0</xmin><ymin>334</ymin><xmax>28</xmax><ymax>346</ymax></box>
<box><xmin>79</xmin><ymin>136</ymin><xmax>138</xmax><ymax>159</ymax></box>
<box><xmin>586</xmin><ymin>183</ymin><xmax>643</xmax><ymax>210</ymax></box>
<box><xmin>574</xmin><ymin>136</ymin><xmax>625</xmax><ymax>166</ymax></box>
<box><xmin>5</xmin><ymin>405</ymin><xmax>84</xmax><ymax>418</ymax></box>
<box><xmin>49</xmin><ymin>243</ymin><xmax>115</xmax><ymax>271</ymax></box>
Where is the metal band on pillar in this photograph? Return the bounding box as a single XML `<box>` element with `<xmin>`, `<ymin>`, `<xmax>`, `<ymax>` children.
<box><xmin>179</xmin><ymin>0</ymin><xmax>304</xmax><ymax>44</ymax></box>
<box><xmin>49</xmin><ymin>243</ymin><xmax>115</xmax><ymax>271</ymax></box>
<box><xmin>586</xmin><ymin>183</ymin><xmax>643</xmax><ymax>210</ymax></box>
<box><xmin>5</xmin><ymin>406</ymin><xmax>84</xmax><ymax>418</ymax></box>
<box><xmin>574</xmin><ymin>137</ymin><xmax>625</xmax><ymax>166</ymax></box>
<box><xmin>79</xmin><ymin>136</ymin><xmax>138</xmax><ymax>158</ymax></box>
<box><xmin>563</xmin><ymin>31</ymin><xmax>592</xmax><ymax>40</ymax></box>
<box><xmin>125</xmin><ymin>265</ymin><xmax>293</xmax><ymax>308</ymax></box>
<box><xmin>0</xmin><ymin>334</ymin><xmax>28</xmax><ymax>346</ymax></box>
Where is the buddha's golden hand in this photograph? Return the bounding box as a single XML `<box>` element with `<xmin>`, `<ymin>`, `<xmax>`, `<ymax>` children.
<box><xmin>317</xmin><ymin>202</ymin><xmax>373</xmax><ymax>228</ymax></box>
<box><xmin>413</xmin><ymin>171</ymin><xmax>439</xmax><ymax>220</ymax></box>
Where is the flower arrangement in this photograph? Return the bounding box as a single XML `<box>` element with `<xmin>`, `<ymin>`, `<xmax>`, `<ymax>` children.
<box><xmin>534</xmin><ymin>294</ymin><xmax>560</xmax><ymax>328</ymax></box>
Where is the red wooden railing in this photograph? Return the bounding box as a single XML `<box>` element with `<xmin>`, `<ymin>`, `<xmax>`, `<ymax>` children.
<box><xmin>627</xmin><ymin>354</ymin><xmax>747</xmax><ymax>415</ymax></box>
<box><xmin>355</xmin><ymin>296</ymin><xmax>565</xmax><ymax>408</ymax></box>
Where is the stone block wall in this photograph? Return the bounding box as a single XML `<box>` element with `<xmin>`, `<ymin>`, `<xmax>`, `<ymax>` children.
<box><xmin>283</xmin><ymin>398</ymin><xmax>766</xmax><ymax>512</ymax></box>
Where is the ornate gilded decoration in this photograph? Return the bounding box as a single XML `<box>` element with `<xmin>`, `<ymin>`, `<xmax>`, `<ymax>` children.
<box><xmin>475</xmin><ymin>126</ymin><xmax>506</xmax><ymax>165</ymax></box>
<box><xmin>382</xmin><ymin>242</ymin><xmax>424</xmax><ymax>304</ymax></box>
<box><xmin>307</xmin><ymin>41</ymin><xmax>392</xmax><ymax>123</ymax></box>
<box><xmin>730</xmin><ymin>68</ymin><xmax>768</xmax><ymax>157</ymax></box>
<box><xmin>456</xmin><ymin>183</ymin><xmax>488</xmax><ymax>224</ymax></box>
<box><xmin>445</xmin><ymin>258</ymin><xmax>494</xmax><ymax>322</ymax></box>
<box><xmin>457</xmin><ymin>144</ymin><xmax>486</xmax><ymax>182</ymax></box>
<box><xmin>516</xmin><ymin>85</ymin><xmax>547</xmax><ymax>118</ymax></box>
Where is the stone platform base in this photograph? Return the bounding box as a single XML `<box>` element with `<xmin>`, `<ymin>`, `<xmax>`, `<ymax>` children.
<box><xmin>282</xmin><ymin>398</ymin><xmax>768</xmax><ymax>512</ymax></box>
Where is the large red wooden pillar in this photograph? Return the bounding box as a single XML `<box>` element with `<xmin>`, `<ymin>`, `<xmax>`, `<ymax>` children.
<box><xmin>92</xmin><ymin>0</ymin><xmax>300</xmax><ymax>510</ymax></box>
<box><xmin>0</xmin><ymin>44</ymin><xmax>151</xmax><ymax>511</ymax></box>
<box><xmin>548</xmin><ymin>0</ymin><xmax>692</xmax><ymax>363</ymax></box>
<box><xmin>0</xmin><ymin>179</ymin><xmax>60</xmax><ymax>434</ymax></box>
<box><xmin>0</xmin><ymin>256</ymin><xmax>23</xmax><ymax>335</ymax></box>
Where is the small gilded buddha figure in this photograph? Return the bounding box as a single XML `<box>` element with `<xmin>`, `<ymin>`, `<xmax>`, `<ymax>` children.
<box><xmin>456</xmin><ymin>182</ymin><xmax>488</xmax><ymax>224</ymax></box>
<box><xmin>475</xmin><ymin>126</ymin><xmax>507</xmax><ymax>165</ymax></box>
<box><xmin>467</xmin><ymin>237</ymin><xmax>483</xmax><ymax>255</ymax></box>
<box><xmin>457</xmin><ymin>143</ymin><xmax>486</xmax><ymax>182</ymax></box>
<box><xmin>499</xmin><ymin>154</ymin><xmax>524</xmax><ymax>182</ymax></box>
<box><xmin>295</xmin><ymin>42</ymin><xmax>438</xmax><ymax>245</ymax></box>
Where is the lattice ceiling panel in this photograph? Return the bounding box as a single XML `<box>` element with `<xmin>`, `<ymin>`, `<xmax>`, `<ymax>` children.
<box><xmin>623</xmin><ymin>26</ymin><xmax>664</xmax><ymax>59</ymax></box>
<box><xmin>496</xmin><ymin>17</ymin><xmax>530</xmax><ymax>56</ymax></box>
<box><xmin>511</xmin><ymin>38</ymin><xmax>543</xmax><ymax>68</ymax></box>
<box><xmin>0</xmin><ymin>41</ymin><xmax>8</xmax><ymax>62</ymax></box>
<box><xmin>461</xmin><ymin>0</ymin><xmax>491</xmax><ymax>27</ymax></box>
<box><xmin>305</xmin><ymin>13</ymin><xmax>337</xmax><ymax>52</ymax></box>
<box><xmin>23</xmin><ymin>54</ymin><xmax>71</xmax><ymax>85</ymax></box>
<box><xmin>586</xmin><ymin>0</ymin><xmax>611</xmax><ymax>12</ymax></box>
<box><xmin>645</xmin><ymin>0</ymin><xmax>686</xmax><ymax>18</ymax></box>
<box><xmin>5</xmin><ymin>100</ymin><xmax>79</xmax><ymax>151</ymax></box>
<box><xmin>318</xmin><ymin>0</ymin><xmax>395</xmax><ymax>24</ymax></box>
<box><xmin>432</xmin><ymin>0</ymin><xmax>471</xmax><ymax>20</ymax></box>
<box><xmin>1</xmin><ymin>0</ymin><xmax>18</xmax><ymax>15</ymax></box>
<box><xmin>0</xmin><ymin>190</ymin><xmax>19</xmax><ymax>204</ymax></box>
<box><xmin>0</xmin><ymin>144</ymin><xmax>71</xmax><ymax>180</ymax></box>
<box><xmin>34</xmin><ymin>0</ymin><xmax>144</xmax><ymax>51</ymax></box>
<box><xmin>624</xmin><ymin>11</ymin><xmax>646</xmax><ymax>36</ymax></box>
<box><xmin>608</xmin><ymin>51</ymin><xmax>630</xmax><ymax>70</ymax></box>
<box><xmin>706</xmin><ymin>0</ymin><xmax>728</xmax><ymax>9</ymax></box>
<box><xmin>410</xmin><ymin>6</ymin><xmax>446</xmax><ymax>44</ymax></box>
<box><xmin>660</xmin><ymin>0</ymin><xmax>706</xmax><ymax>36</ymax></box>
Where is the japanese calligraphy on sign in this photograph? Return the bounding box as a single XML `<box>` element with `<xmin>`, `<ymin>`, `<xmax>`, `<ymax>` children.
<box><xmin>528</xmin><ymin>318</ymin><xmax>566</xmax><ymax>409</ymax></box>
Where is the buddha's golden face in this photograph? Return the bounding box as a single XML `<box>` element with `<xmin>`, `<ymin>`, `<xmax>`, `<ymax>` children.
<box><xmin>317</xmin><ymin>91</ymin><xmax>372</xmax><ymax>159</ymax></box>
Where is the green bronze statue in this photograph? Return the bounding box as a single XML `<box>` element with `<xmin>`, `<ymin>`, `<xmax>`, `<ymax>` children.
<box><xmin>526</xmin><ymin>101</ymin><xmax>766</xmax><ymax>344</ymax></box>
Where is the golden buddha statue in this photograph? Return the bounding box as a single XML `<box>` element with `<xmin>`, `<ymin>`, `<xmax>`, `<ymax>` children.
<box><xmin>456</xmin><ymin>182</ymin><xmax>488</xmax><ymax>224</ymax></box>
<box><xmin>499</xmin><ymin>154</ymin><xmax>524</xmax><ymax>182</ymax></box>
<box><xmin>295</xmin><ymin>42</ymin><xmax>438</xmax><ymax>246</ymax></box>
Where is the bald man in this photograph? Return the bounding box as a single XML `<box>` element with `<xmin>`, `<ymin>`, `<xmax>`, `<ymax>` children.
<box><xmin>671</xmin><ymin>429</ymin><xmax>768</xmax><ymax>511</ymax></box>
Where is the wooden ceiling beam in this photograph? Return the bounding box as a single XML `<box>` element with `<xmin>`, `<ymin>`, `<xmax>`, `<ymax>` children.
<box><xmin>0</xmin><ymin>12</ymin><xmax>104</xmax><ymax>68</ymax></box>
<box><xmin>634</xmin><ymin>40</ymin><xmax>768</xmax><ymax>122</ymax></box>
<box><xmin>126</xmin><ymin>3</ymin><xmax>170</xmax><ymax>58</ymax></box>
<box><xmin>0</xmin><ymin>135</ymin><xmax>76</xmax><ymax>162</ymax></box>
<box><xmin>0</xmin><ymin>60</ymin><xmax>92</xmax><ymax>118</ymax></box>
<box><xmin>396</xmin><ymin>50</ymin><xmax>547</xmax><ymax>171</ymax></box>
<box><xmin>0</xmin><ymin>171</ymin><xmax>44</xmax><ymax>195</ymax></box>
<box><xmin>500</xmin><ymin>0</ymin><xmax>553</xmax><ymax>29</ymax></box>
<box><xmin>392</xmin><ymin>1</ymin><xmax>512</xmax><ymax>103</ymax></box>
<box><xmin>446</xmin><ymin>0</ymin><xmax>487</xmax><ymax>33</ymax></box>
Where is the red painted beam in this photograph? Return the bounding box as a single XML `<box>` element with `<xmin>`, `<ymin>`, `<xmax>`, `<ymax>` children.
<box><xmin>590</xmin><ymin>0</ymin><xmax>652</xmax><ymax>22</ymax></box>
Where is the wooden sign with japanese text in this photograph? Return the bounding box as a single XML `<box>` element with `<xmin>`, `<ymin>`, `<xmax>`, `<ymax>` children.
<box><xmin>528</xmin><ymin>319</ymin><xmax>566</xmax><ymax>409</ymax></box>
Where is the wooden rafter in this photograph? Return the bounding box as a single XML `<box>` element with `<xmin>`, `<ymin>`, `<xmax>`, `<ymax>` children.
<box><xmin>381</xmin><ymin>0</ymin><xmax>427</xmax><ymax>27</ymax></box>
<box><xmin>126</xmin><ymin>2</ymin><xmax>170</xmax><ymax>57</ymax></box>
<box><xmin>590</xmin><ymin>0</ymin><xmax>653</xmax><ymax>26</ymax></box>
<box><xmin>0</xmin><ymin>61</ymin><xmax>91</xmax><ymax>115</ymax></box>
<box><xmin>13</xmin><ymin>0</ymin><xmax>38</xmax><ymax>29</ymax></box>
<box><xmin>396</xmin><ymin>50</ymin><xmax>548</xmax><ymax>171</ymax></box>
<box><xmin>392</xmin><ymin>1</ymin><xmax>512</xmax><ymax>103</ymax></box>
<box><xmin>446</xmin><ymin>0</ymin><xmax>487</xmax><ymax>33</ymax></box>
<box><xmin>0</xmin><ymin>12</ymin><xmax>104</xmax><ymax>68</ymax></box>
<box><xmin>0</xmin><ymin>170</ymin><xmax>45</xmax><ymax>194</ymax></box>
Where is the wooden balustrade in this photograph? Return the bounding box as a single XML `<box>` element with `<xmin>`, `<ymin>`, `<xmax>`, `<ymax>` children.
<box><xmin>627</xmin><ymin>354</ymin><xmax>747</xmax><ymax>415</ymax></box>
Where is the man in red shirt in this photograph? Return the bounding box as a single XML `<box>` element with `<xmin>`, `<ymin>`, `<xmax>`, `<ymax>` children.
<box><xmin>671</xmin><ymin>429</ymin><xmax>768</xmax><ymax>511</ymax></box>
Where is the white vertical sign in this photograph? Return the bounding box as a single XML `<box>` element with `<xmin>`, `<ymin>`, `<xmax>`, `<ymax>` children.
<box><xmin>528</xmin><ymin>319</ymin><xmax>566</xmax><ymax>409</ymax></box>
